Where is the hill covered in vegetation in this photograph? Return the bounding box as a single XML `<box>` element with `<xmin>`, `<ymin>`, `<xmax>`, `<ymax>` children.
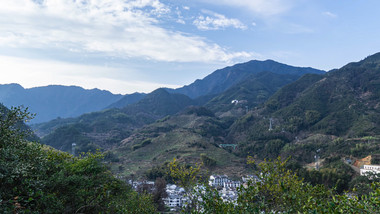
<box><xmin>168</xmin><ymin>59</ymin><xmax>324</xmax><ymax>98</ymax></box>
<box><xmin>31</xmin><ymin>54</ymin><xmax>380</xmax><ymax>188</ymax></box>
<box><xmin>205</xmin><ymin>71</ymin><xmax>303</xmax><ymax>115</ymax></box>
<box><xmin>0</xmin><ymin>105</ymin><xmax>155</xmax><ymax>213</ymax></box>
<box><xmin>36</xmin><ymin>88</ymin><xmax>196</xmax><ymax>153</ymax></box>
<box><xmin>227</xmin><ymin>53</ymin><xmax>380</xmax><ymax>161</ymax></box>
<box><xmin>109</xmin><ymin>106</ymin><xmax>247</xmax><ymax>178</ymax></box>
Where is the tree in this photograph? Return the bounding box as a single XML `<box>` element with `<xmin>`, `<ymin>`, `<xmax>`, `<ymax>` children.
<box><xmin>181</xmin><ymin>156</ymin><xmax>380</xmax><ymax>213</ymax></box>
<box><xmin>153</xmin><ymin>177</ymin><xmax>168</xmax><ymax>211</ymax></box>
<box><xmin>0</xmin><ymin>106</ymin><xmax>156</xmax><ymax>213</ymax></box>
<box><xmin>168</xmin><ymin>158</ymin><xmax>202</xmax><ymax>212</ymax></box>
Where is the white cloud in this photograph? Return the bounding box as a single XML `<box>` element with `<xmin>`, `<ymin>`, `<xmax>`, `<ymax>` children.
<box><xmin>193</xmin><ymin>11</ymin><xmax>247</xmax><ymax>30</ymax></box>
<box><xmin>0</xmin><ymin>55</ymin><xmax>181</xmax><ymax>94</ymax></box>
<box><xmin>0</xmin><ymin>0</ymin><xmax>251</xmax><ymax>63</ymax></box>
<box><xmin>323</xmin><ymin>11</ymin><xmax>338</xmax><ymax>18</ymax></box>
<box><xmin>175</xmin><ymin>7</ymin><xmax>186</xmax><ymax>24</ymax></box>
<box><xmin>198</xmin><ymin>0</ymin><xmax>294</xmax><ymax>16</ymax></box>
<box><xmin>176</xmin><ymin>19</ymin><xmax>186</xmax><ymax>24</ymax></box>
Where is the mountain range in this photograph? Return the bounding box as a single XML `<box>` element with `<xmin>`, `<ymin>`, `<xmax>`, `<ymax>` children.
<box><xmin>167</xmin><ymin>59</ymin><xmax>324</xmax><ymax>98</ymax></box>
<box><xmin>102</xmin><ymin>53</ymin><xmax>380</xmax><ymax>178</ymax></box>
<box><xmin>26</xmin><ymin>59</ymin><xmax>328</xmax><ymax>177</ymax></box>
<box><xmin>7</xmin><ymin>54</ymin><xmax>380</xmax><ymax>178</ymax></box>
<box><xmin>0</xmin><ymin>60</ymin><xmax>324</xmax><ymax>124</ymax></box>
<box><xmin>0</xmin><ymin>84</ymin><xmax>123</xmax><ymax>123</ymax></box>
<box><xmin>226</xmin><ymin>53</ymin><xmax>380</xmax><ymax>163</ymax></box>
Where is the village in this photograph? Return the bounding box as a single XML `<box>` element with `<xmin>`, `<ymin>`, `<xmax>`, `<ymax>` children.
<box><xmin>128</xmin><ymin>174</ymin><xmax>259</xmax><ymax>212</ymax></box>
<box><xmin>124</xmin><ymin>155</ymin><xmax>380</xmax><ymax>212</ymax></box>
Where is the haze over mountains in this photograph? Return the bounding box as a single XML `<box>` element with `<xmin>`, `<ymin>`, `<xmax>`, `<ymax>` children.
<box><xmin>0</xmin><ymin>59</ymin><xmax>324</xmax><ymax>124</ymax></box>
<box><xmin>22</xmin><ymin>58</ymin><xmax>325</xmax><ymax>176</ymax></box>
<box><xmin>0</xmin><ymin>84</ymin><xmax>123</xmax><ymax>123</ymax></box>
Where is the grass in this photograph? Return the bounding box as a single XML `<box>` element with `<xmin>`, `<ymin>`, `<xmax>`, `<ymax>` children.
<box><xmin>109</xmin><ymin>114</ymin><xmax>246</xmax><ymax>178</ymax></box>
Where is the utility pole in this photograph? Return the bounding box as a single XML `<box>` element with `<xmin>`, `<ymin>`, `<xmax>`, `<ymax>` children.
<box><xmin>315</xmin><ymin>149</ymin><xmax>321</xmax><ymax>170</ymax></box>
<box><xmin>72</xmin><ymin>143</ymin><xmax>76</xmax><ymax>156</ymax></box>
<box><xmin>269</xmin><ymin>118</ymin><xmax>273</xmax><ymax>131</ymax></box>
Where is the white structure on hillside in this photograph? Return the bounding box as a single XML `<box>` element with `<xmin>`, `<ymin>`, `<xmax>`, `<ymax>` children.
<box><xmin>209</xmin><ymin>175</ymin><xmax>230</xmax><ymax>187</ymax></box>
<box><xmin>164</xmin><ymin>184</ymin><xmax>186</xmax><ymax>208</ymax></box>
<box><xmin>165</xmin><ymin>194</ymin><xmax>183</xmax><ymax>207</ymax></box>
<box><xmin>242</xmin><ymin>175</ymin><xmax>260</xmax><ymax>183</ymax></box>
<box><xmin>360</xmin><ymin>165</ymin><xmax>380</xmax><ymax>179</ymax></box>
<box><xmin>223</xmin><ymin>181</ymin><xmax>241</xmax><ymax>188</ymax></box>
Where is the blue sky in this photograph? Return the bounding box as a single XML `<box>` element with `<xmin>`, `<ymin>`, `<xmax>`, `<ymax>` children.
<box><xmin>1</xmin><ymin>0</ymin><xmax>380</xmax><ymax>94</ymax></box>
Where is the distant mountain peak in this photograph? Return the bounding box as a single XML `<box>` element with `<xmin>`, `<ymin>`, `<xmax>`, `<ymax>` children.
<box><xmin>0</xmin><ymin>84</ymin><xmax>123</xmax><ymax>123</ymax></box>
<box><xmin>168</xmin><ymin>59</ymin><xmax>325</xmax><ymax>99</ymax></box>
<box><xmin>361</xmin><ymin>52</ymin><xmax>380</xmax><ymax>63</ymax></box>
<box><xmin>150</xmin><ymin>88</ymin><xmax>171</xmax><ymax>96</ymax></box>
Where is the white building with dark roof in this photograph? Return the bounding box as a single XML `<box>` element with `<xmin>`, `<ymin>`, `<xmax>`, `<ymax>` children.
<box><xmin>209</xmin><ymin>175</ymin><xmax>230</xmax><ymax>187</ymax></box>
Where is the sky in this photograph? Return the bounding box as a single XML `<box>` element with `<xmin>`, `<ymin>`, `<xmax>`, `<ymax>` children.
<box><xmin>1</xmin><ymin>0</ymin><xmax>380</xmax><ymax>94</ymax></box>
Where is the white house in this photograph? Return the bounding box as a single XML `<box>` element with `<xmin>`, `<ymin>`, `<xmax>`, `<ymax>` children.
<box><xmin>360</xmin><ymin>165</ymin><xmax>380</xmax><ymax>179</ymax></box>
<box><xmin>209</xmin><ymin>175</ymin><xmax>230</xmax><ymax>187</ymax></box>
<box><xmin>242</xmin><ymin>175</ymin><xmax>259</xmax><ymax>183</ymax></box>
<box><xmin>165</xmin><ymin>194</ymin><xmax>183</xmax><ymax>207</ymax></box>
<box><xmin>164</xmin><ymin>184</ymin><xmax>186</xmax><ymax>208</ymax></box>
<box><xmin>223</xmin><ymin>181</ymin><xmax>241</xmax><ymax>188</ymax></box>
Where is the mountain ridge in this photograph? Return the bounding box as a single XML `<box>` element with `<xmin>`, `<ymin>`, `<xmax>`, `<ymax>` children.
<box><xmin>0</xmin><ymin>84</ymin><xmax>123</xmax><ymax>123</ymax></box>
<box><xmin>168</xmin><ymin>59</ymin><xmax>325</xmax><ymax>98</ymax></box>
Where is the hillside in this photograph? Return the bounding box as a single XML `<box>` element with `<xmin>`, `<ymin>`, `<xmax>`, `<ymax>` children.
<box><xmin>205</xmin><ymin>71</ymin><xmax>302</xmax><ymax>115</ymax></box>
<box><xmin>106</xmin><ymin>92</ymin><xmax>146</xmax><ymax>109</ymax></box>
<box><xmin>38</xmin><ymin>88</ymin><xmax>195</xmax><ymax>153</ymax></box>
<box><xmin>123</xmin><ymin>88</ymin><xmax>195</xmax><ymax>117</ymax></box>
<box><xmin>0</xmin><ymin>84</ymin><xmax>123</xmax><ymax>123</ymax></box>
<box><xmin>0</xmin><ymin>106</ymin><xmax>155</xmax><ymax>213</ymax></box>
<box><xmin>168</xmin><ymin>59</ymin><xmax>324</xmax><ymax>98</ymax></box>
<box><xmin>227</xmin><ymin>53</ymin><xmax>380</xmax><ymax>163</ymax></box>
<box><xmin>108</xmin><ymin>106</ymin><xmax>247</xmax><ymax>177</ymax></box>
<box><xmin>33</xmin><ymin>60</ymin><xmax>327</xmax><ymax>177</ymax></box>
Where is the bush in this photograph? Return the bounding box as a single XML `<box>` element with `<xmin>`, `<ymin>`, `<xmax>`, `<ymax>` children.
<box><xmin>0</xmin><ymin>106</ymin><xmax>156</xmax><ymax>213</ymax></box>
<box><xmin>173</xmin><ymin>156</ymin><xmax>380</xmax><ymax>213</ymax></box>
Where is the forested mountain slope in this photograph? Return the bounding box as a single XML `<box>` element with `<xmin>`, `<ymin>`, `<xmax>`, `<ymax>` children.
<box><xmin>227</xmin><ymin>53</ymin><xmax>380</xmax><ymax>162</ymax></box>
<box><xmin>167</xmin><ymin>59</ymin><xmax>324</xmax><ymax>98</ymax></box>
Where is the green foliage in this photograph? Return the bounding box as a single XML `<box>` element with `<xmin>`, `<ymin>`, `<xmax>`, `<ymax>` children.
<box><xmin>168</xmin><ymin>158</ymin><xmax>203</xmax><ymax>212</ymax></box>
<box><xmin>0</xmin><ymin>106</ymin><xmax>156</xmax><ymax>213</ymax></box>
<box><xmin>200</xmin><ymin>153</ymin><xmax>217</xmax><ymax>168</ymax></box>
<box><xmin>168</xmin><ymin>158</ymin><xmax>202</xmax><ymax>192</ymax></box>
<box><xmin>132</xmin><ymin>139</ymin><xmax>152</xmax><ymax>151</ymax></box>
<box><xmin>264</xmin><ymin>139</ymin><xmax>286</xmax><ymax>158</ymax></box>
<box><xmin>145</xmin><ymin>163</ymin><xmax>174</xmax><ymax>183</ymax></box>
<box><xmin>205</xmin><ymin>71</ymin><xmax>302</xmax><ymax>114</ymax></box>
<box><xmin>305</xmin><ymin>110</ymin><xmax>321</xmax><ymax>125</ymax></box>
<box><xmin>190</xmin><ymin>158</ymin><xmax>380</xmax><ymax>213</ymax></box>
<box><xmin>41</xmin><ymin>124</ymin><xmax>92</xmax><ymax>152</ymax></box>
<box><xmin>299</xmin><ymin>159</ymin><xmax>355</xmax><ymax>193</ymax></box>
<box><xmin>184</xmin><ymin>106</ymin><xmax>215</xmax><ymax>117</ymax></box>
<box><xmin>39</xmin><ymin>107</ymin><xmax>153</xmax><ymax>154</ymax></box>
<box><xmin>152</xmin><ymin>177</ymin><xmax>168</xmax><ymax>211</ymax></box>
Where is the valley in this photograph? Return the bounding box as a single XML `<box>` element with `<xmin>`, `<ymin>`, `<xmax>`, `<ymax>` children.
<box><xmin>2</xmin><ymin>55</ymin><xmax>380</xmax><ymax>213</ymax></box>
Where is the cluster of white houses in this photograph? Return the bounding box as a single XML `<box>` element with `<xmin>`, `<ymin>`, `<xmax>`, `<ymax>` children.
<box><xmin>128</xmin><ymin>165</ymin><xmax>380</xmax><ymax>211</ymax></box>
<box><xmin>162</xmin><ymin>174</ymin><xmax>259</xmax><ymax>209</ymax></box>
<box><xmin>360</xmin><ymin>165</ymin><xmax>380</xmax><ymax>179</ymax></box>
